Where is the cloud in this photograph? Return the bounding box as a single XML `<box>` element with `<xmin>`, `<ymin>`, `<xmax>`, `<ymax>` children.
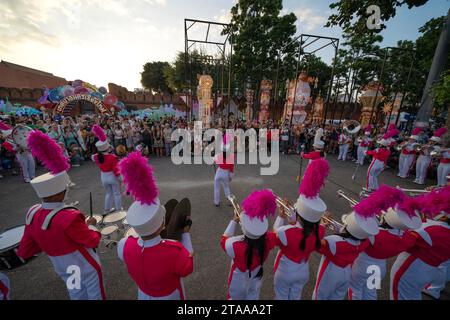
<box><xmin>293</xmin><ymin>7</ymin><xmax>327</xmax><ymax>32</ymax></box>
<box><xmin>214</xmin><ymin>9</ymin><xmax>231</xmax><ymax>24</ymax></box>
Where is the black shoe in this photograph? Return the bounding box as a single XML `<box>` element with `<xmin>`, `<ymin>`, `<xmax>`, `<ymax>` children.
<box><xmin>215</xmin><ymin>203</ymin><xmax>220</xmax><ymax>207</ymax></box>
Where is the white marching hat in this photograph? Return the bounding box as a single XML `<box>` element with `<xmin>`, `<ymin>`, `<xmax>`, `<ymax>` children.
<box><xmin>384</xmin><ymin>206</ymin><xmax>422</xmax><ymax>230</ymax></box>
<box><xmin>342</xmin><ymin>211</ymin><xmax>379</xmax><ymax>239</ymax></box>
<box><xmin>92</xmin><ymin>124</ymin><xmax>111</xmax><ymax>152</ymax></box>
<box><xmin>240</xmin><ymin>189</ymin><xmax>277</xmax><ymax>239</ymax></box>
<box><xmin>120</xmin><ymin>151</ymin><xmax>165</xmax><ymax>237</ymax></box>
<box><xmin>27</xmin><ymin>130</ymin><xmax>71</xmax><ymax>198</ymax></box>
<box><xmin>378</xmin><ymin>138</ymin><xmax>389</xmax><ymax>147</ymax></box>
<box><xmin>313</xmin><ymin>140</ymin><xmax>325</xmax><ymax>150</ymax></box>
<box><xmin>295</xmin><ymin>158</ymin><xmax>330</xmax><ymax>223</ymax></box>
<box><xmin>409</xmin><ymin>135</ymin><xmax>419</xmax><ymax>141</ymax></box>
<box><xmin>95</xmin><ymin>140</ymin><xmax>110</xmax><ymax>152</ymax></box>
<box><xmin>430</xmin><ymin>128</ymin><xmax>447</xmax><ymax>144</ymax></box>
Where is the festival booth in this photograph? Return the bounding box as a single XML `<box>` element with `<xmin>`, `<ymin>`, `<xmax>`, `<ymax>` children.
<box><xmin>37</xmin><ymin>80</ymin><xmax>126</xmax><ymax>116</ymax></box>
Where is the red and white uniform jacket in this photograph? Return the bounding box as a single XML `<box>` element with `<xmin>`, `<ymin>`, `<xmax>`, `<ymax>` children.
<box><xmin>358</xmin><ymin>136</ymin><xmax>372</xmax><ymax>148</ymax></box>
<box><xmin>402</xmin><ymin>142</ymin><xmax>417</xmax><ymax>156</ymax></box>
<box><xmin>92</xmin><ymin>153</ymin><xmax>120</xmax><ymax>176</ymax></box>
<box><xmin>214</xmin><ymin>153</ymin><xmax>235</xmax><ymax>173</ymax></box>
<box><xmin>440</xmin><ymin>150</ymin><xmax>450</xmax><ymax>164</ymax></box>
<box><xmin>408</xmin><ymin>220</ymin><xmax>450</xmax><ymax>267</ymax></box>
<box><xmin>319</xmin><ymin>235</ymin><xmax>369</xmax><ymax>268</ymax></box>
<box><xmin>301</xmin><ymin>151</ymin><xmax>322</xmax><ymax>161</ymax></box>
<box><xmin>17</xmin><ymin>202</ymin><xmax>105</xmax><ymax>299</ymax></box>
<box><xmin>2</xmin><ymin>140</ymin><xmax>16</xmax><ymax>154</ymax></box>
<box><xmin>366</xmin><ymin>148</ymin><xmax>390</xmax><ymax>165</ymax></box>
<box><xmin>274</xmin><ymin>219</ymin><xmax>325</xmax><ymax>272</ymax></box>
<box><xmin>365</xmin><ymin>228</ymin><xmax>417</xmax><ymax>260</ymax></box>
<box><xmin>220</xmin><ymin>221</ymin><xmax>277</xmax><ymax>299</ymax></box>
<box><xmin>0</xmin><ymin>273</ymin><xmax>10</xmax><ymax>300</ymax></box>
<box><xmin>118</xmin><ymin>234</ymin><xmax>193</xmax><ymax>300</ymax></box>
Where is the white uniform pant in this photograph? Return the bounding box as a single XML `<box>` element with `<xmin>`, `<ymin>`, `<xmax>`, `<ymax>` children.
<box><xmin>349</xmin><ymin>252</ymin><xmax>385</xmax><ymax>300</ymax></box>
<box><xmin>101</xmin><ymin>171</ymin><xmax>122</xmax><ymax>212</ymax></box>
<box><xmin>313</xmin><ymin>256</ymin><xmax>351</xmax><ymax>300</ymax></box>
<box><xmin>398</xmin><ymin>153</ymin><xmax>414</xmax><ymax>178</ymax></box>
<box><xmin>415</xmin><ymin>155</ymin><xmax>431</xmax><ymax>184</ymax></box>
<box><xmin>0</xmin><ymin>272</ymin><xmax>10</xmax><ymax>300</ymax></box>
<box><xmin>214</xmin><ymin>168</ymin><xmax>231</xmax><ymax>205</ymax></box>
<box><xmin>48</xmin><ymin>248</ymin><xmax>105</xmax><ymax>300</ymax></box>
<box><xmin>137</xmin><ymin>285</ymin><xmax>184</xmax><ymax>300</ymax></box>
<box><xmin>437</xmin><ymin>162</ymin><xmax>450</xmax><ymax>187</ymax></box>
<box><xmin>357</xmin><ymin>146</ymin><xmax>367</xmax><ymax>165</ymax></box>
<box><xmin>424</xmin><ymin>259</ymin><xmax>450</xmax><ymax>299</ymax></box>
<box><xmin>274</xmin><ymin>254</ymin><xmax>309</xmax><ymax>300</ymax></box>
<box><xmin>228</xmin><ymin>265</ymin><xmax>262</xmax><ymax>300</ymax></box>
<box><xmin>366</xmin><ymin>159</ymin><xmax>384</xmax><ymax>191</ymax></box>
<box><xmin>338</xmin><ymin>144</ymin><xmax>349</xmax><ymax>161</ymax></box>
<box><xmin>16</xmin><ymin>152</ymin><xmax>35</xmax><ymax>182</ymax></box>
<box><xmin>390</xmin><ymin>252</ymin><xmax>440</xmax><ymax>300</ymax></box>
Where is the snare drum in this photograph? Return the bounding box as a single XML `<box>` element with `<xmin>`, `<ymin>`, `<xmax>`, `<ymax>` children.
<box><xmin>100</xmin><ymin>225</ymin><xmax>120</xmax><ymax>241</ymax></box>
<box><xmin>124</xmin><ymin>227</ymin><xmax>139</xmax><ymax>238</ymax></box>
<box><xmin>103</xmin><ymin>211</ymin><xmax>126</xmax><ymax>224</ymax></box>
<box><xmin>86</xmin><ymin>215</ymin><xmax>103</xmax><ymax>226</ymax></box>
<box><xmin>0</xmin><ymin>225</ymin><xmax>27</xmax><ymax>270</ymax></box>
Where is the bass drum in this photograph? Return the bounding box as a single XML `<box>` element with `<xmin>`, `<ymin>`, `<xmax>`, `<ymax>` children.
<box><xmin>0</xmin><ymin>225</ymin><xmax>31</xmax><ymax>270</ymax></box>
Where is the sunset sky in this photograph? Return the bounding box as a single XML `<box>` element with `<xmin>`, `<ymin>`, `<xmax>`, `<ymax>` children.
<box><xmin>0</xmin><ymin>0</ymin><xmax>447</xmax><ymax>90</ymax></box>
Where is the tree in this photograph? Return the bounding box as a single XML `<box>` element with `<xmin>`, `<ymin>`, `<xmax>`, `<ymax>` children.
<box><xmin>223</xmin><ymin>0</ymin><xmax>297</xmax><ymax>87</ymax></box>
<box><xmin>140</xmin><ymin>61</ymin><xmax>172</xmax><ymax>93</ymax></box>
<box><xmin>326</xmin><ymin>0</ymin><xmax>429</xmax><ymax>38</ymax></box>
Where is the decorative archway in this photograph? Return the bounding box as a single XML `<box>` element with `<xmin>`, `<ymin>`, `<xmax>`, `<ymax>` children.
<box><xmin>54</xmin><ymin>94</ymin><xmax>110</xmax><ymax>115</ymax></box>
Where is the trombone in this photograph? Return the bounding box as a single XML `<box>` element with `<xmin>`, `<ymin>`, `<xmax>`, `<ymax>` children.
<box><xmin>395</xmin><ymin>186</ymin><xmax>430</xmax><ymax>195</ymax></box>
<box><xmin>227</xmin><ymin>195</ymin><xmax>242</xmax><ymax>219</ymax></box>
<box><xmin>336</xmin><ymin>190</ymin><xmax>359</xmax><ymax>206</ymax></box>
<box><xmin>274</xmin><ymin>196</ymin><xmax>295</xmax><ymax>218</ymax></box>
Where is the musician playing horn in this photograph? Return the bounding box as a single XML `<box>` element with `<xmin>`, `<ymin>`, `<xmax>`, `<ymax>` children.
<box><xmin>433</xmin><ymin>128</ymin><xmax>449</xmax><ymax>187</ymax></box>
<box><xmin>348</xmin><ymin>186</ymin><xmax>420</xmax><ymax>300</ymax></box>
<box><xmin>337</xmin><ymin>129</ymin><xmax>351</xmax><ymax>161</ymax></box>
<box><xmin>312</xmin><ymin>189</ymin><xmax>380</xmax><ymax>300</ymax></box>
<box><xmin>356</xmin><ymin>125</ymin><xmax>373</xmax><ymax>166</ymax></box>
<box><xmin>398</xmin><ymin>127</ymin><xmax>422</xmax><ymax>179</ymax></box>
<box><xmin>414</xmin><ymin>128</ymin><xmax>443</xmax><ymax>185</ymax></box>
<box><xmin>390</xmin><ymin>187</ymin><xmax>450</xmax><ymax>300</ymax></box>
<box><xmin>365</xmin><ymin>130</ymin><xmax>395</xmax><ymax>192</ymax></box>
<box><xmin>272</xmin><ymin>159</ymin><xmax>329</xmax><ymax>300</ymax></box>
<box><xmin>221</xmin><ymin>189</ymin><xmax>278</xmax><ymax>300</ymax></box>
<box><xmin>117</xmin><ymin>152</ymin><xmax>193</xmax><ymax>300</ymax></box>
<box><xmin>17</xmin><ymin>130</ymin><xmax>104</xmax><ymax>300</ymax></box>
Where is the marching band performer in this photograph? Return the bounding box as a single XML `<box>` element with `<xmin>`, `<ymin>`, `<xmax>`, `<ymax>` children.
<box><xmin>432</xmin><ymin>128</ymin><xmax>450</xmax><ymax>187</ymax></box>
<box><xmin>117</xmin><ymin>151</ymin><xmax>194</xmax><ymax>300</ymax></box>
<box><xmin>17</xmin><ymin>130</ymin><xmax>105</xmax><ymax>300</ymax></box>
<box><xmin>397</xmin><ymin>127</ymin><xmax>422</xmax><ymax>179</ymax></box>
<box><xmin>337</xmin><ymin>130</ymin><xmax>351</xmax><ymax>161</ymax></box>
<box><xmin>221</xmin><ymin>189</ymin><xmax>278</xmax><ymax>300</ymax></box>
<box><xmin>390</xmin><ymin>187</ymin><xmax>450</xmax><ymax>300</ymax></box>
<box><xmin>273</xmin><ymin>159</ymin><xmax>329</xmax><ymax>300</ymax></box>
<box><xmin>301</xmin><ymin>128</ymin><xmax>325</xmax><ymax>165</ymax></box>
<box><xmin>0</xmin><ymin>272</ymin><xmax>10</xmax><ymax>300</ymax></box>
<box><xmin>414</xmin><ymin>128</ymin><xmax>444</xmax><ymax>185</ymax></box>
<box><xmin>92</xmin><ymin>125</ymin><xmax>122</xmax><ymax>215</ymax></box>
<box><xmin>0</xmin><ymin>121</ymin><xmax>35</xmax><ymax>183</ymax></box>
<box><xmin>356</xmin><ymin>125</ymin><xmax>372</xmax><ymax>166</ymax></box>
<box><xmin>365</xmin><ymin>130</ymin><xmax>395</xmax><ymax>191</ymax></box>
<box><xmin>312</xmin><ymin>189</ymin><xmax>380</xmax><ymax>300</ymax></box>
<box><xmin>214</xmin><ymin>133</ymin><xmax>234</xmax><ymax>207</ymax></box>
<box><xmin>348</xmin><ymin>186</ymin><xmax>421</xmax><ymax>300</ymax></box>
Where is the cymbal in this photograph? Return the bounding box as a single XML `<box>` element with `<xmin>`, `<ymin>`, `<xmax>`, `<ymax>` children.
<box><xmin>160</xmin><ymin>199</ymin><xmax>178</xmax><ymax>239</ymax></box>
<box><xmin>165</xmin><ymin>198</ymin><xmax>191</xmax><ymax>242</ymax></box>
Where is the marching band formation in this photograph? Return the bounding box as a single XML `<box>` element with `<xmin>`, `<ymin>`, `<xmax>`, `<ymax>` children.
<box><xmin>0</xmin><ymin>121</ymin><xmax>449</xmax><ymax>301</ymax></box>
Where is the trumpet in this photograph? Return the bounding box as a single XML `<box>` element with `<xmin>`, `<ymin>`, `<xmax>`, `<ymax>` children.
<box><xmin>227</xmin><ymin>195</ymin><xmax>242</xmax><ymax>219</ymax></box>
<box><xmin>320</xmin><ymin>213</ymin><xmax>344</xmax><ymax>232</ymax></box>
<box><xmin>336</xmin><ymin>190</ymin><xmax>359</xmax><ymax>206</ymax></box>
<box><xmin>395</xmin><ymin>186</ymin><xmax>430</xmax><ymax>195</ymax></box>
<box><xmin>414</xmin><ymin>144</ymin><xmax>423</xmax><ymax>153</ymax></box>
<box><xmin>275</xmin><ymin>196</ymin><xmax>295</xmax><ymax>218</ymax></box>
<box><xmin>395</xmin><ymin>141</ymin><xmax>408</xmax><ymax>152</ymax></box>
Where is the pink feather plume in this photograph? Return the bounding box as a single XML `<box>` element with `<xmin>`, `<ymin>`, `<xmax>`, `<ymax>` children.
<box><xmin>27</xmin><ymin>130</ymin><xmax>70</xmax><ymax>174</ymax></box>
<box><xmin>353</xmin><ymin>185</ymin><xmax>405</xmax><ymax>219</ymax></box>
<box><xmin>383</xmin><ymin>129</ymin><xmax>399</xmax><ymax>140</ymax></box>
<box><xmin>299</xmin><ymin>158</ymin><xmax>330</xmax><ymax>198</ymax></box>
<box><xmin>397</xmin><ymin>196</ymin><xmax>421</xmax><ymax>218</ymax></box>
<box><xmin>0</xmin><ymin>121</ymin><xmax>11</xmax><ymax>131</ymax></box>
<box><xmin>421</xmin><ymin>186</ymin><xmax>450</xmax><ymax>218</ymax></box>
<box><xmin>433</xmin><ymin>128</ymin><xmax>447</xmax><ymax>138</ymax></box>
<box><xmin>92</xmin><ymin>124</ymin><xmax>107</xmax><ymax>142</ymax></box>
<box><xmin>119</xmin><ymin>151</ymin><xmax>158</xmax><ymax>205</ymax></box>
<box><xmin>388</xmin><ymin>124</ymin><xmax>396</xmax><ymax>131</ymax></box>
<box><xmin>241</xmin><ymin>189</ymin><xmax>277</xmax><ymax>221</ymax></box>
<box><xmin>412</xmin><ymin>127</ymin><xmax>422</xmax><ymax>136</ymax></box>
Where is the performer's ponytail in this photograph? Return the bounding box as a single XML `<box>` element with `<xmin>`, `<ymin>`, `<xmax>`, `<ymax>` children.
<box><xmin>299</xmin><ymin>216</ymin><xmax>321</xmax><ymax>251</ymax></box>
<box><xmin>245</xmin><ymin>234</ymin><xmax>266</xmax><ymax>279</ymax></box>
<box><xmin>97</xmin><ymin>151</ymin><xmax>105</xmax><ymax>164</ymax></box>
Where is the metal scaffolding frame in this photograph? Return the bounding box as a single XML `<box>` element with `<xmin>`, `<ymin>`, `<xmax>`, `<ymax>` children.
<box><xmin>184</xmin><ymin>18</ymin><xmax>233</xmax><ymax>125</ymax></box>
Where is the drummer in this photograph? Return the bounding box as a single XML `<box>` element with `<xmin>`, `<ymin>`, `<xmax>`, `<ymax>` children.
<box><xmin>17</xmin><ymin>130</ymin><xmax>105</xmax><ymax>300</ymax></box>
<box><xmin>117</xmin><ymin>152</ymin><xmax>194</xmax><ymax>300</ymax></box>
<box><xmin>0</xmin><ymin>272</ymin><xmax>10</xmax><ymax>300</ymax></box>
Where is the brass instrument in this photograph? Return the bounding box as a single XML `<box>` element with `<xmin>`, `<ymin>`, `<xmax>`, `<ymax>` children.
<box><xmin>274</xmin><ymin>196</ymin><xmax>294</xmax><ymax>218</ymax></box>
<box><xmin>343</xmin><ymin>120</ymin><xmax>361</xmax><ymax>135</ymax></box>
<box><xmin>395</xmin><ymin>141</ymin><xmax>408</xmax><ymax>152</ymax></box>
<box><xmin>395</xmin><ymin>186</ymin><xmax>430</xmax><ymax>195</ymax></box>
<box><xmin>227</xmin><ymin>195</ymin><xmax>242</xmax><ymax>219</ymax></box>
<box><xmin>431</xmin><ymin>147</ymin><xmax>449</xmax><ymax>157</ymax></box>
<box><xmin>414</xmin><ymin>143</ymin><xmax>424</xmax><ymax>153</ymax></box>
<box><xmin>320</xmin><ymin>213</ymin><xmax>344</xmax><ymax>232</ymax></box>
<box><xmin>336</xmin><ymin>190</ymin><xmax>359</xmax><ymax>206</ymax></box>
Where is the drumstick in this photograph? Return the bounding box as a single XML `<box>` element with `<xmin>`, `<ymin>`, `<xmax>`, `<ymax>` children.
<box><xmin>89</xmin><ymin>192</ymin><xmax>93</xmax><ymax>218</ymax></box>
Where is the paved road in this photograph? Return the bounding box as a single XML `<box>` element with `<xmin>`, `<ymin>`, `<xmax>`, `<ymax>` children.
<box><xmin>0</xmin><ymin>153</ymin><xmax>448</xmax><ymax>300</ymax></box>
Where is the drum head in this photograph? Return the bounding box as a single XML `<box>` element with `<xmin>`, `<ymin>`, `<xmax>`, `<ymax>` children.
<box><xmin>160</xmin><ymin>199</ymin><xmax>178</xmax><ymax>238</ymax></box>
<box><xmin>125</xmin><ymin>227</ymin><xmax>139</xmax><ymax>238</ymax></box>
<box><xmin>12</xmin><ymin>125</ymin><xmax>32</xmax><ymax>149</ymax></box>
<box><xmin>86</xmin><ymin>215</ymin><xmax>103</xmax><ymax>225</ymax></box>
<box><xmin>101</xmin><ymin>225</ymin><xmax>118</xmax><ymax>236</ymax></box>
<box><xmin>0</xmin><ymin>225</ymin><xmax>25</xmax><ymax>252</ymax></box>
<box><xmin>103</xmin><ymin>211</ymin><xmax>126</xmax><ymax>224</ymax></box>
<box><xmin>165</xmin><ymin>198</ymin><xmax>191</xmax><ymax>241</ymax></box>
